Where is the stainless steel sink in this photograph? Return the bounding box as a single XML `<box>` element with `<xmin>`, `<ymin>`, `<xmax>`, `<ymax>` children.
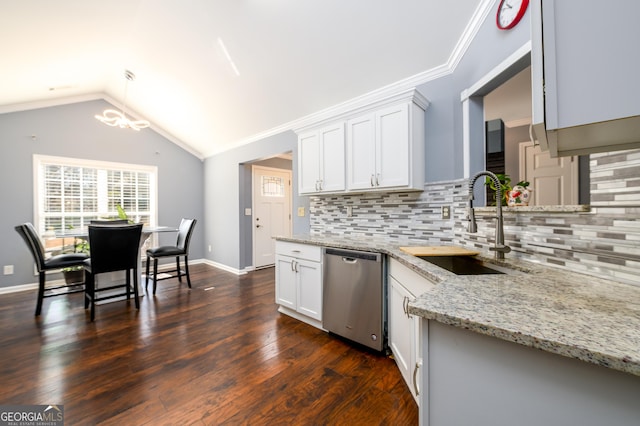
<box><xmin>417</xmin><ymin>255</ymin><xmax>507</xmax><ymax>275</ymax></box>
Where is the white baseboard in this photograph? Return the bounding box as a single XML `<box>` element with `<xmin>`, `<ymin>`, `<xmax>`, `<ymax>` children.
<box><xmin>0</xmin><ymin>258</ymin><xmax>254</xmax><ymax>295</ymax></box>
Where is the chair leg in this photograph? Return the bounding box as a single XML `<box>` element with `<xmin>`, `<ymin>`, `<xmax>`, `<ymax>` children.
<box><xmin>35</xmin><ymin>272</ymin><xmax>45</xmax><ymax>316</ymax></box>
<box><xmin>133</xmin><ymin>267</ymin><xmax>140</xmax><ymax>310</ymax></box>
<box><xmin>184</xmin><ymin>256</ymin><xmax>192</xmax><ymax>288</ymax></box>
<box><xmin>176</xmin><ymin>257</ymin><xmax>182</xmax><ymax>282</ymax></box>
<box><xmin>145</xmin><ymin>255</ymin><xmax>151</xmax><ymax>292</ymax></box>
<box><xmin>153</xmin><ymin>259</ymin><xmax>159</xmax><ymax>295</ymax></box>
<box><xmin>89</xmin><ymin>274</ymin><xmax>96</xmax><ymax>322</ymax></box>
<box><xmin>84</xmin><ymin>270</ymin><xmax>91</xmax><ymax>309</ymax></box>
<box><xmin>125</xmin><ymin>269</ymin><xmax>131</xmax><ymax>300</ymax></box>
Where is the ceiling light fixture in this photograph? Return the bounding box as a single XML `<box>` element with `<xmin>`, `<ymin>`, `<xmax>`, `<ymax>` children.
<box><xmin>95</xmin><ymin>69</ymin><xmax>150</xmax><ymax>131</ymax></box>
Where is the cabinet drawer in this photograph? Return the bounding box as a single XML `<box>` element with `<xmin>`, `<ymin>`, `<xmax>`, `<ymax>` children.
<box><xmin>276</xmin><ymin>241</ymin><xmax>322</xmax><ymax>262</ymax></box>
<box><xmin>388</xmin><ymin>258</ymin><xmax>435</xmax><ymax>298</ymax></box>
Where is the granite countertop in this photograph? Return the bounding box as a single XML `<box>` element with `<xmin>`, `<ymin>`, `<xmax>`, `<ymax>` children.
<box><xmin>276</xmin><ymin>234</ymin><xmax>640</xmax><ymax>377</ymax></box>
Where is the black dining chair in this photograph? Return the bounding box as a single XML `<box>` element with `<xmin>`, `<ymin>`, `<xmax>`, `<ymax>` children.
<box><xmin>145</xmin><ymin>218</ymin><xmax>197</xmax><ymax>295</ymax></box>
<box><xmin>15</xmin><ymin>222</ymin><xmax>90</xmax><ymax>316</ymax></box>
<box><xmin>83</xmin><ymin>223</ymin><xmax>143</xmax><ymax>321</ymax></box>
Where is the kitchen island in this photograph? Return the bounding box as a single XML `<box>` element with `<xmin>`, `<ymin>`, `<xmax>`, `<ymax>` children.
<box><xmin>276</xmin><ymin>235</ymin><xmax>640</xmax><ymax>425</ymax></box>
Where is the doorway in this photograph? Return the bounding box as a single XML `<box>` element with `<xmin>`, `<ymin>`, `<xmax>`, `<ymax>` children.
<box><xmin>252</xmin><ymin>165</ymin><xmax>292</xmax><ymax>269</ymax></box>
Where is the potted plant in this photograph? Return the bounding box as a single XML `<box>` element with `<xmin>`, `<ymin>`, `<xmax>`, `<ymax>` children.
<box><xmin>484</xmin><ymin>173</ymin><xmax>511</xmax><ymax>206</ymax></box>
<box><xmin>507</xmin><ymin>180</ymin><xmax>533</xmax><ymax>206</ymax></box>
<box><xmin>62</xmin><ymin>237</ymin><xmax>89</xmax><ymax>284</ymax></box>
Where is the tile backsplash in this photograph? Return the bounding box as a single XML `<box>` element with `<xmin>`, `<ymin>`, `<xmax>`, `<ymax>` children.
<box><xmin>310</xmin><ymin>149</ymin><xmax>640</xmax><ymax>286</ymax></box>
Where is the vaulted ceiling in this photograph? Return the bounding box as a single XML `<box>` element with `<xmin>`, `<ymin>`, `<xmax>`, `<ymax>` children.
<box><xmin>0</xmin><ymin>0</ymin><xmax>485</xmax><ymax>159</ymax></box>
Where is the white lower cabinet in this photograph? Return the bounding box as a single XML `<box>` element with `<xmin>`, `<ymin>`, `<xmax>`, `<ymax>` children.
<box><xmin>388</xmin><ymin>258</ymin><xmax>435</xmax><ymax>405</ymax></box>
<box><xmin>275</xmin><ymin>241</ymin><xmax>323</xmax><ymax>328</ymax></box>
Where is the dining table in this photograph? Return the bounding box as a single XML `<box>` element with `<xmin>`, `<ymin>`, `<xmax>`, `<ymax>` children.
<box><xmin>54</xmin><ymin>225</ymin><xmax>178</xmax><ymax>300</ymax></box>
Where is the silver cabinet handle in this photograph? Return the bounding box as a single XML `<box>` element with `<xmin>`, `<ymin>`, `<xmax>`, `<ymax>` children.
<box><xmin>319</xmin><ymin>179</ymin><xmax>323</xmax><ymax>190</ymax></box>
<box><xmin>294</xmin><ymin>260</ymin><xmax>299</xmax><ymax>273</ymax></box>
<box><xmin>413</xmin><ymin>361</ymin><xmax>421</xmax><ymax>396</ymax></box>
<box><xmin>402</xmin><ymin>296</ymin><xmax>411</xmax><ymax>318</ymax></box>
<box><xmin>370</xmin><ymin>174</ymin><xmax>375</xmax><ymax>187</ymax></box>
<box><xmin>290</xmin><ymin>259</ymin><xmax>295</xmax><ymax>272</ymax></box>
<box><xmin>376</xmin><ymin>173</ymin><xmax>380</xmax><ymax>186</ymax></box>
<box><xmin>315</xmin><ymin>180</ymin><xmax>320</xmax><ymax>191</ymax></box>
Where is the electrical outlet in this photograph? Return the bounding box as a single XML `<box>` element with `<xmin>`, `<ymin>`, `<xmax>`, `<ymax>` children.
<box><xmin>346</xmin><ymin>206</ymin><xmax>353</xmax><ymax>217</ymax></box>
<box><xmin>3</xmin><ymin>265</ymin><xmax>14</xmax><ymax>275</ymax></box>
<box><xmin>441</xmin><ymin>205</ymin><xmax>451</xmax><ymax>220</ymax></box>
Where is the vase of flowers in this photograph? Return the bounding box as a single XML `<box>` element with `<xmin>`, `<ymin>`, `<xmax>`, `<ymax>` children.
<box><xmin>507</xmin><ymin>181</ymin><xmax>532</xmax><ymax>206</ymax></box>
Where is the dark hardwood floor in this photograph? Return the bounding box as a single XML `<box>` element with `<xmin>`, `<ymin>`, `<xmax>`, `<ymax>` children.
<box><xmin>0</xmin><ymin>264</ymin><xmax>418</xmax><ymax>425</ymax></box>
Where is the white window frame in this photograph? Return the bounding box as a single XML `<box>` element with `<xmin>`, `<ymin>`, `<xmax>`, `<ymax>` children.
<box><xmin>33</xmin><ymin>155</ymin><xmax>158</xmax><ymax>236</ymax></box>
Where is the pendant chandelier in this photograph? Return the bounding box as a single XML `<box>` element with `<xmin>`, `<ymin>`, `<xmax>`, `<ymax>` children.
<box><xmin>95</xmin><ymin>69</ymin><xmax>150</xmax><ymax>131</ymax></box>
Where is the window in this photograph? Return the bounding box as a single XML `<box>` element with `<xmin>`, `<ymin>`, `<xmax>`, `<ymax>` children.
<box><xmin>34</xmin><ymin>155</ymin><xmax>157</xmax><ymax>254</ymax></box>
<box><xmin>261</xmin><ymin>175</ymin><xmax>285</xmax><ymax>197</ymax></box>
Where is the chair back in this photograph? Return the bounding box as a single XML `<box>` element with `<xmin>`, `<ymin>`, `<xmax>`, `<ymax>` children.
<box><xmin>90</xmin><ymin>219</ymin><xmax>129</xmax><ymax>225</ymax></box>
<box><xmin>15</xmin><ymin>223</ymin><xmax>47</xmax><ymax>271</ymax></box>
<box><xmin>176</xmin><ymin>218</ymin><xmax>197</xmax><ymax>253</ymax></box>
<box><xmin>87</xmin><ymin>224</ymin><xmax>143</xmax><ymax>275</ymax></box>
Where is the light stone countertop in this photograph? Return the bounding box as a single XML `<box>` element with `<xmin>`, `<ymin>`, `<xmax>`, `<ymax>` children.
<box><xmin>276</xmin><ymin>234</ymin><xmax>640</xmax><ymax>377</ymax></box>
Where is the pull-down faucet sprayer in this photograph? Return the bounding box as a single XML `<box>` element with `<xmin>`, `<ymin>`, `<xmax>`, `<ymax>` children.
<box><xmin>468</xmin><ymin>171</ymin><xmax>511</xmax><ymax>260</ymax></box>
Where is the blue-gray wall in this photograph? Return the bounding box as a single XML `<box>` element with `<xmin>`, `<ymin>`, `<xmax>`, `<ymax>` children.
<box><xmin>204</xmin><ymin>130</ymin><xmax>308</xmax><ymax>270</ymax></box>
<box><xmin>420</xmin><ymin>6</ymin><xmax>531</xmax><ymax>181</ymax></box>
<box><xmin>0</xmin><ymin>99</ymin><xmax>204</xmax><ymax>289</ymax></box>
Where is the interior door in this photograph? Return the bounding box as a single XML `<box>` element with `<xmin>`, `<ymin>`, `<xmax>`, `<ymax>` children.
<box><xmin>252</xmin><ymin>166</ymin><xmax>292</xmax><ymax>269</ymax></box>
<box><xmin>519</xmin><ymin>141</ymin><xmax>578</xmax><ymax>205</ymax></box>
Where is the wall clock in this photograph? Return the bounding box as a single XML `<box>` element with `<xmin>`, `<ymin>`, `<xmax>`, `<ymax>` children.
<box><xmin>496</xmin><ymin>0</ymin><xmax>529</xmax><ymax>30</ymax></box>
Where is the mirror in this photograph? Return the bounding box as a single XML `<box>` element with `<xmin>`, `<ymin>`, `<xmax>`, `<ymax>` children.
<box><xmin>483</xmin><ymin>66</ymin><xmax>588</xmax><ymax>206</ymax></box>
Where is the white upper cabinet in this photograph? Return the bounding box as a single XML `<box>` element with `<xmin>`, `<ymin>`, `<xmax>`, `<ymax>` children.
<box><xmin>297</xmin><ymin>88</ymin><xmax>428</xmax><ymax>195</ymax></box>
<box><xmin>298</xmin><ymin>122</ymin><xmax>345</xmax><ymax>195</ymax></box>
<box><xmin>531</xmin><ymin>0</ymin><xmax>640</xmax><ymax>157</ymax></box>
<box><xmin>347</xmin><ymin>102</ymin><xmax>422</xmax><ymax>191</ymax></box>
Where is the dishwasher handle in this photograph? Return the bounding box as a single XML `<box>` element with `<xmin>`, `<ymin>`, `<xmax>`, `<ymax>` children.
<box><xmin>324</xmin><ymin>248</ymin><xmax>381</xmax><ymax>262</ymax></box>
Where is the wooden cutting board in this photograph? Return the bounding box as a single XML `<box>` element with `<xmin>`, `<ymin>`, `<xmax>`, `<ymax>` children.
<box><xmin>399</xmin><ymin>246</ymin><xmax>480</xmax><ymax>256</ymax></box>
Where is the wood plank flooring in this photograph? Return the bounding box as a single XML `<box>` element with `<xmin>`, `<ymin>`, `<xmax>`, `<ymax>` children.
<box><xmin>0</xmin><ymin>264</ymin><xmax>418</xmax><ymax>425</ymax></box>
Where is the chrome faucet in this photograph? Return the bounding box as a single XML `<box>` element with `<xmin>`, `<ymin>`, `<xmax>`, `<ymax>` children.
<box><xmin>468</xmin><ymin>171</ymin><xmax>511</xmax><ymax>260</ymax></box>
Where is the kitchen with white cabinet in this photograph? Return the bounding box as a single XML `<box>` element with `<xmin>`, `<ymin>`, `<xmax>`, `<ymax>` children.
<box><xmin>277</xmin><ymin>1</ymin><xmax>640</xmax><ymax>425</ymax></box>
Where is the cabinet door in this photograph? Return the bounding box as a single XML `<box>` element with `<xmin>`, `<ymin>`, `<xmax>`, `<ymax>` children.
<box><xmin>346</xmin><ymin>113</ymin><xmax>376</xmax><ymax>190</ymax></box>
<box><xmin>298</xmin><ymin>131</ymin><xmax>321</xmax><ymax>194</ymax></box>
<box><xmin>388</xmin><ymin>275</ymin><xmax>416</xmax><ymax>397</ymax></box>
<box><xmin>376</xmin><ymin>103</ymin><xmax>409</xmax><ymax>188</ymax></box>
<box><xmin>319</xmin><ymin>123</ymin><xmax>346</xmax><ymax>192</ymax></box>
<box><xmin>296</xmin><ymin>259</ymin><xmax>322</xmax><ymax>321</ymax></box>
<box><xmin>275</xmin><ymin>255</ymin><xmax>297</xmax><ymax>310</ymax></box>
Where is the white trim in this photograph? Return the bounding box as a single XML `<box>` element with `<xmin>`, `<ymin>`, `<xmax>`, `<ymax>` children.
<box><xmin>199</xmin><ymin>259</ymin><xmax>248</xmax><ymax>275</ymax></box>
<box><xmin>448</xmin><ymin>0</ymin><xmax>498</xmax><ymax>71</ymax></box>
<box><xmin>462</xmin><ymin>99</ymin><xmax>471</xmax><ymax>179</ymax></box>
<box><xmin>33</xmin><ymin>154</ymin><xmax>159</xmax><ymax>233</ymax></box>
<box><xmin>460</xmin><ymin>41</ymin><xmax>533</xmax><ymax>179</ymax></box>
<box><xmin>461</xmin><ymin>41</ymin><xmax>532</xmax><ymax>102</ymax></box>
<box><xmin>0</xmin><ymin>282</ymin><xmax>38</xmax><ymax>295</ymax></box>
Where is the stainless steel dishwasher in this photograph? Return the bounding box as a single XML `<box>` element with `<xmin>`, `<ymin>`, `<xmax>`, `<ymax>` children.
<box><xmin>323</xmin><ymin>247</ymin><xmax>384</xmax><ymax>351</ymax></box>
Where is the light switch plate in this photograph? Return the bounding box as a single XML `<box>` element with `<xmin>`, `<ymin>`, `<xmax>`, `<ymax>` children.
<box><xmin>297</xmin><ymin>207</ymin><xmax>305</xmax><ymax>217</ymax></box>
<box><xmin>244</xmin><ymin>208</ymin><xmax>252</xmax><ymax>216</ymax></box>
